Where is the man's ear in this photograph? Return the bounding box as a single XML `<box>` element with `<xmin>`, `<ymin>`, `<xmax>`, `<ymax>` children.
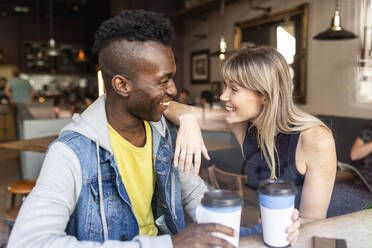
<box><xmin>111</xmin><ymin>75</ymin><xmax>132</xmax><ymax>97</ymax></box>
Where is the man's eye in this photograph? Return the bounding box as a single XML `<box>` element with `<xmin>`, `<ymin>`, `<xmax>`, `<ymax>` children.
<box><xmin>161</xmin><ymin>80</ymin><xmax>169</xmax><ymax>84</ymax></box>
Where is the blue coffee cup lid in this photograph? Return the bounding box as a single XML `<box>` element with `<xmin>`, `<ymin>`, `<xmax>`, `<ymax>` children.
<box><xmin>201</xmin><ymin>189</ymin><xmax>241</xmax><ymax>208</ymax></box>
<box><xmin>257</xmin><ymin>179</ymin><xmax>297</xmax><ymax>196</ymax></box>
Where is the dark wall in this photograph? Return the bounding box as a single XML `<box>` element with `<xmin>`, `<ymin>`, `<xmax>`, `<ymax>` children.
<box><xmin>0</xmin><ymin>0</ymin><xmax>185</xmax><ymax>90</ymax></box>
<box><xmin>0</xmin><ymin>18</ymin><xmax>19</xmax><ymax>65</ymax></box>
<box><xmin>0</xmin><ymin>17</ymin><xmax>95</xmax><ymax>70</ymax></box>
<box><xmin>0</xmin><ymin>1</ymin><xmax>110</xmax><ymax>71</ymax></box>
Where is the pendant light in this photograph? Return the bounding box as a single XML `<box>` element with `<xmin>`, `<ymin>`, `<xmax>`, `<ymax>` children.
<box><xmin>313</xmin><ymin>0</ymin><xmax>358</xmax><ymax>40</ymax></box>
<box><xmin>47</xmin><ymin>0</ymin><xmax>59</xmax><ymax>56</ymax></box>
<box><xmin>218</xmin><ymin>0</ymin><xmax>226</xmax><ymax>60</ymax></box>
<box><xmin>76</xmin><ymin>48</ymin><xmax>87</xmax><ymax>62</ymax></box>
<box><xmin>219</xmin><ymin>36</ymin><xmax>227</xmax><ymax>60</ymax></box>
<box><xmin>211</xmin><ymin>0</ymin><xmax>228</xmax><ymax>60</ymax></box>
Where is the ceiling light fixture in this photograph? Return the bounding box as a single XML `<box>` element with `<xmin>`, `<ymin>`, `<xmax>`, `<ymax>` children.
<box><xmin>219</xmin><ymin>37</ymin><xmax>227</xmax><ymax>60</ymax></box>
<box><xmin>313</xmin><ymin>0</ymin><xmax>358</xmax><ymax>40</ymax></box>
<box><xmin>218</xmin><ymin>0</ymin><xmax>226</xmax><ymax>60</ymax></box>
<box><xmin>47</xmin><ymin>0</ymin><xmax>59</xmax><ymax>56</ymax></box>
<box><xmin>76</xmin><ymin>48</ymin><xmax>87</xmax><ymax>62</ymax></box>
<box><xmin>211</xmin><ymin>0</ymin><xmax>229</xmax><ymax>60</ymax></box>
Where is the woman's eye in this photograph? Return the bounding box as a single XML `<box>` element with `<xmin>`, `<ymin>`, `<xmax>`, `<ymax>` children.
<box><xmin>231</xmin><ymin>87</ymin><xmax>238</xmax><ymax>92</ymax></box>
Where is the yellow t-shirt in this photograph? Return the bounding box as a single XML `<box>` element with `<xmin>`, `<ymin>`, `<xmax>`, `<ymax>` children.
<box><xmin>108</xmin><ymin>121</ymin><xmax>158</xmax><ymax>236</ymax></box>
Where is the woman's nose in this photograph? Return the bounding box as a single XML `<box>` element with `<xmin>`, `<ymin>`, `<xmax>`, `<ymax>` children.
<box><xmin>220</xmin><ymin>88</ymin><xmax>229</xmax><ymax>102</ymax></box>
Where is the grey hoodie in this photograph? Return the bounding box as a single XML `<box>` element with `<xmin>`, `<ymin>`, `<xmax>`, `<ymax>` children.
<box><xmin>7</xmin><ymin>95</ymin><xmax>208</xmax><ymax>248</ymax></box>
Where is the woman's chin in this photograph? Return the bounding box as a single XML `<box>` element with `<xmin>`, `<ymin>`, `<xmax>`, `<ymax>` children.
<box><xmin>226</xmin><ymin>116</ymin><xmax>238</xmax><ymax>124</ymax></box>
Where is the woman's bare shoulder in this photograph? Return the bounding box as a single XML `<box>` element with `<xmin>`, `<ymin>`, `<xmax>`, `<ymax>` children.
<box><xmin>300</xmin><ymin>125</ymin><xmax>334</xmax><ymax>146</ymax></box>
<box><xmin>299</xmin><ymin>125</ymin><xmax>336</xmax><ymax>167</ymax></box>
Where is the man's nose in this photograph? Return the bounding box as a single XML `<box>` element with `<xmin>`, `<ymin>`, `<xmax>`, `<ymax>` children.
<box><xmin>167</xmin><ymin>79</ymin><xmax>177</xmax><ymax>97</ymax></box>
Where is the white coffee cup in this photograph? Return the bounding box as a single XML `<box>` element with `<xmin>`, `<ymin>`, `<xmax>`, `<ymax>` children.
<box><xmin>195</xmin><ymin>189</ymin><xmax>242</xmax><ymax>247</ymax></box>
<box><xmin>258</xmin><ymin>179</ymin><xmax>297</xmax><ymax>248</ymax></box>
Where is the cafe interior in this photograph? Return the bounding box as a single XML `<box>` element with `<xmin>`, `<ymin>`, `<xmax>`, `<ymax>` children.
<box><xmin>0</xmin><ymin>0</ymin><xmax>371</xmax><ymax>247</ymax></box>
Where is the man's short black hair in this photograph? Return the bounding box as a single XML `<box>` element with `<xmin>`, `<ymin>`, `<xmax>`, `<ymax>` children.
<box><xmin>94</xmin><ymin>9</ymin><xmax>174</xmax><ymax>54</ymax></box>
<box><xmin>94</xmin><ymin>10</ymin><xmax>174</xmax><ymax>91</ymax></box>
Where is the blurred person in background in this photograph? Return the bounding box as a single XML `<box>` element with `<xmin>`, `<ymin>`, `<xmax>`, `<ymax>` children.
<box><xmin>177</xmin><ymin>88</ymin><xmax>193</xmax><ymax>105</ymax></box>
<box><xmin>350</xmin><ymin>124</ymin><xmax>372</xmax><ymax>166</ymax></box>
<box><xmin>7</xmin><ymin>69</ymin><xmax>34</xmax><ymax>104</ymax></box>
<box><xmin>199</xmin><ymin>90</ymin><xmax>214</xmax><ymax>109</ymax></box>
<box><xmin>53</xmin><ymin>96</ymin><xmax>73</xmax><ymax>119</ymax></box>
<box><xmin>0</xmin><ymin>76</ymin><xmax>14</xmax><ymax>104</ymax></box>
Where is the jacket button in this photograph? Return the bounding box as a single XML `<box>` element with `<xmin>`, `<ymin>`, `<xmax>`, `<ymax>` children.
<box><xmin>121</xmin><ymin>234</ymin><xmax>128</xmax><ymax>241</ymax></box>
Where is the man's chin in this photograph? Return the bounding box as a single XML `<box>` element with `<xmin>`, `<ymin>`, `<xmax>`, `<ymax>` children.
<box><xmin>152</xmin><ymin>116</ymin><xmax>162</xmax><ymax>122</ymax></box>
<box><xmin>148</xmin><ymin>113</ymin><xmax>163</xmax><ymax>122</ymax></box>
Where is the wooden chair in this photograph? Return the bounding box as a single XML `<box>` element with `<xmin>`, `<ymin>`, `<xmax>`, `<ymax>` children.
<box><xmin>207</xmin><ymin>164</ymin><xmax>258</xmax><ymax>205</ymax></box>
<box><xmin>208</xmin><ymin>164</ymin><xmax>259</xmax><ymax>227</ymax></box>
<box><xmin>3</xmin><ymin>179</ymin><xmax>36</xmax><ymax>228</ymax></box>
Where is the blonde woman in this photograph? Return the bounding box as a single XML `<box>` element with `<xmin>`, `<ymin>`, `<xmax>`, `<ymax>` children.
<box><xmin>165</xmin><ymin>46</ymin><xmax>337</xmax><ymax>228</ymax></box>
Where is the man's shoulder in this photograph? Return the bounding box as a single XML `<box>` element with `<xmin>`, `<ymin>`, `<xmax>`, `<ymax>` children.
<box><xmin>8</xmin><ymin>77</ymin><xmax>29</xmax><ymax>85</ymax></box>
<box><xmin>57</xmin><ymin>131</ymin><xmax>82</xmax><ymax>144</ymax></box>
<box><xmin>7</xmin><ymin>78</ymin><xmax>16</xmax><ymax>85</ymax></box>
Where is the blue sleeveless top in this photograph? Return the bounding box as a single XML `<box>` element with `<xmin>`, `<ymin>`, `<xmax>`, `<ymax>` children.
<box><xmin>242</xmin><ymin>127</ymin><xmax>305</xmax><ymax>189</ymax></box>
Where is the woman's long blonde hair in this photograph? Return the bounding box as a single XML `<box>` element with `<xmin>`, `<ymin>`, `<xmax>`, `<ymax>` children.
<box><xmin>221</xmin><ymin>46</ymin><xmax>329</xmax><ymax>179</ymax></box>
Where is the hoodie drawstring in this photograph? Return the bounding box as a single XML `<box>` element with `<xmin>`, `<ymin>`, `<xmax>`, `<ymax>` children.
<box><xmin>165</xmin><ymin>125</ymin><xmax>177</xmax><ymax>220</ymax></box>
<box><xmin>171</xmin><ymin>167</ymin><xmax>176</xmax><ymax>219</ymax></box>
<box><xmin>96</xmin><ymin>141</ymin><xmax>109</xmax><ymax>241</ymax></box>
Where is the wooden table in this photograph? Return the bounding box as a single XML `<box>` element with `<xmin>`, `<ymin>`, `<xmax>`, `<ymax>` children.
<box><xmin>239</xmin><ymin>209</ymin><xmax>372</xmax><ymax>247</ymax></box>
<box><xmin>0</xmin><ymin>136</ymin><xmax>237</xmax><ymax>153</ymax></box>
<box><xmin>0</xmin><ymin>135</ymin><xmax>57</xmax><ymax>153</ymax></box>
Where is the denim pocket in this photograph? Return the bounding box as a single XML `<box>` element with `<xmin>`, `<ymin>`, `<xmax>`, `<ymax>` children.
<box><xmin>86</xmin><ymin>181</ymin><xmax>120</xmax><ymax>238</ymax></box>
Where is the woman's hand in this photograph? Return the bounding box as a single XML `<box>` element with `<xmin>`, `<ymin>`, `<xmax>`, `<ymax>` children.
<box><xmin>286</xmin><ymin>208</ymin><xmax>301</xmax><ymax>247</ymax></box>
<box><xmin>258</xmin><ymin>208</ymin><xmax>300</xmax><ymax>247</ymax></box>
<box><xmin>174</xmin><ymin>114</ymin><xmax>210</xmax><ymax>176</ymax></box>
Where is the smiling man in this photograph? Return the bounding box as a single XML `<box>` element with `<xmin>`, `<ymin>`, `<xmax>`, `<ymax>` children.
<box><xmin>7</xmin><ymin>10</ymin><xmax>237</xmax><ymax>248</ymax></box>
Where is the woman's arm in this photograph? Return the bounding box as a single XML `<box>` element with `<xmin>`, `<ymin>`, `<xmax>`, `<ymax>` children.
<box><xmin>165</xmin><ymin>101</ymin><xmax>248</xmax><ymax>175</ymax></box>
<box><xmin>165</xmin><ymin>101</ymin><xmax>229</xmax><ymax>131</ymax></box>
<box><xmin>350</xmin><ymin>137</ymin><xmax>372</xmax><ymax>161</ymax></box>
<box><xmin>297</xmin><ymin>126</ymin><xmax>337</xmax><ymax>224</ymax></box>
<box><xmin>164</xmin><ymin>101</ymin><xmax>227</xmax><ymax>175</ymax></box>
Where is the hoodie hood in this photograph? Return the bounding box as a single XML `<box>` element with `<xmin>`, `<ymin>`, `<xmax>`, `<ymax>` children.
<box><xmin>60</xmin><ymin>95</ymin><xmax>113</xmax><ymax>153</ymax></box>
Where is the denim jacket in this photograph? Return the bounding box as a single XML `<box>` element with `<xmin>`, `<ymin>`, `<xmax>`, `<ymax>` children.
<box><xmin>8</xmin><ymin>95</ymin><xmax>207</xmax><ymax>248</ymax></box>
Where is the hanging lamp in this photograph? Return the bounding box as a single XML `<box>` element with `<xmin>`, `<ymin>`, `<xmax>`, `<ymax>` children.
<box><xmin>76</xmin><ymin>48</ymin><xmax>87</xmax><ymax>62</ymax></box>
<box><xmin>210</xmin><ymin>0</ymin><xmax>228</xmax><ymax>60</ymax></box>
<box><xmin>46</xmin><ymin>0</ymin><xmax>59</xmax><ymax>56</ymax></box>
<box><xmin>313</xmin><ymin>0</ymin><xmax>358</xmax><ymax>40</ymax></box>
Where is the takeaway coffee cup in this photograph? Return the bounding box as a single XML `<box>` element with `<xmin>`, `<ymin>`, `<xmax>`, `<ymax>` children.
<box><xmin>258</xmin><ymin>179</ymin><xmax>297</xmax><ymax>248</ymax></box>
<box><xmin>195</xmin><ymin>190</ymin><xmax>242</xmax><ymax>247</ymax></box>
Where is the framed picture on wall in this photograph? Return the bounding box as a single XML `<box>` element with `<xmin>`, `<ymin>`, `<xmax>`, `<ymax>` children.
<box><xmin>191</xmin><ymin>49</ymin><xmax>209</xmax><ymax>84</ymax></box>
